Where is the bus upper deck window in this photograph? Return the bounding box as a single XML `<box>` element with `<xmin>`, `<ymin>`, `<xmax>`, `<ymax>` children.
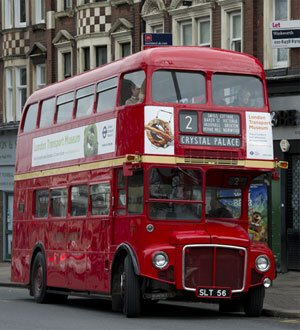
<box><xmin>212</xmin><ymin>74</ymin><xmax>264</xmax><ymax>108</ymax></box>
<box><xmin>97</xmin><ymin>77</ymin><xmax>118</xmax><ymax>112</ymax></box>
<box><xmin>119</xmin><ymin>71</ymin><xmax>145</xmax><ymax>106</ymax></box>
<box><xmin>39</xmin><ymin>97</ymin><xmax>55</xmax><ymax>128</ymax></box>
<box><xmin>76</xmin><ymin>85</ymin><xmax>95</xmax><ymax>118</ymax></box>
<box><xmin>56</xmin><ymin>91</ymin><xmax>74</xmax><ymax>123</ymax></box>
<box><xmin>23</xmin><ymin>103</ymin><xmax>38</xmax><ymax>132</ymax></box>
<box><xmin>152</xmin><ymin>70</ymin><xmax>206</xmax><ymax>105</ymax></box>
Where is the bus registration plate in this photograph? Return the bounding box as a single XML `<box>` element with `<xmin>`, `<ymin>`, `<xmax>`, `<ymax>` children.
<box><xmin>196</xmin><ymin>287</ymin><xmax>231</xmax><ymax>298</ymax></box>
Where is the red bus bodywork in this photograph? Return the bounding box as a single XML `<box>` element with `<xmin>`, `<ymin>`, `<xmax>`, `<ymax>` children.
<box><xmin>12</xmin><ymin>47</ymin><xmax>276</xmax><ymax>317</ymax></box>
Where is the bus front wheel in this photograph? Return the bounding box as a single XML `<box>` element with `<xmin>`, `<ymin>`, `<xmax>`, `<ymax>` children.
<box><xmin>244</xmin><ymin>285</ymin><xmax>265</xmax><ymax>317</ymax></box>
<box><xmin>31</xmin><ymin>252</ymin><xmax>49</xmax><ymax>304</ymax></box>
<box><xmin>123</xmin><ymin>255</ymin><xmax>141</xmax><ymax>318</ymax></box>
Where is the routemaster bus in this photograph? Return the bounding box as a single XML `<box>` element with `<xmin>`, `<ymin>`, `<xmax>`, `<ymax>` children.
<box><xmin>11</xmin><ymin>46</ymin><xmax>285</xmax><ymax>318</ymax></box>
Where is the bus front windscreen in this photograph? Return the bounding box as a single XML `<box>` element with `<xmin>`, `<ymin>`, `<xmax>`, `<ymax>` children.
<box><xmin>148</xmin><ymin>167</ymin><xmax>203</xmax><ymax>221</ymax></box>
<box><xmin>205</xmin><ymin>186</ymin><xmax>242</xmax><ymax>219</ymax></box>
<box><xmin>212</xmin><ymin>74</ymin><xmax>264</xmax><ymax>108</ymax></box>
<box><xmin>152</xmin><ymin>70</ymin><xmax>206</xmax><ymax>105</ymax></box>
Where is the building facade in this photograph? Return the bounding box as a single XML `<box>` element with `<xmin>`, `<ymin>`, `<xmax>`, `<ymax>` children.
<box><xmin>0</xmin><ymin>0</ymin><xmax>299</xmax><ymax>270</ymax></box>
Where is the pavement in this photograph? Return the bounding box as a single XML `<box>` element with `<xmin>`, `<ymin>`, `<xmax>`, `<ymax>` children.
<box><xmin>0</xmin><ymin>262</ymin><xmax>299</xmax><ymax>318</ymax></box>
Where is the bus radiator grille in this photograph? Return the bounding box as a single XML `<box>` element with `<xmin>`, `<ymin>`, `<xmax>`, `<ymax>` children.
<box><xmin>183</xmin><ymin>246</ymin><xmax>245</xmax><ymax>291</ymax></box>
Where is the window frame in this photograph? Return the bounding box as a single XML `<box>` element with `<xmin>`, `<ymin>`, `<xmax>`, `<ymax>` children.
<box><xmin>90</xmin><ymin>182</ymin><xmax>111</xmax><ymax>216</ymax></box>
<box><xmin>23</xmin><ymin>103</ymin><xmax>39</xmax><ymax>132</ymax></box>
<box><xmin>71</xmin><ymin>185</ymin><xmax>88</xmax><ymax>217</ymax></box>
<box><xmin>34</xmin><ymin>189</ymin><xmax>49</xmax><ymax>218</ymax></box>
<box><xmin>4</xmin><ymin>0</ymin><xmax>13</xmax><ymax>29</ymax></box>
<box><xmin>96</xmin><ymin>76</ymin><xmax>118</xmax><ymax>112</ymax></box>
<box><xmin>63</xmin><ymin>52</ymin><xmax>72</xmax><ymax>79</ymax></box>
<box><xmin>95</xmin><ymin>45</ymin><xmax>108</xmax><ymax>67</ymax></box>
<box><xmin>50</xmin><ymin>187</ymin><xmax>68</xmax><ymax>218</ymax></box>
<box><xmin>197</xmin><ymin>16</ymin><xmax>211</xmax><ymax>47</ymax></box>
<box><xmin>180</xmin><ymin>20</ymin><xmax>192</xmax><ymax>46</ymax></box>
<box><xmin>15</xmin><ymin>66</ymin><xmax>27</xmax><ymax>121</ymax></box>
<box><xmin>39</xmin><ymin>97</ymin><xmax>56</xmax><ymax>128</ymax></box>
<box><xmin>14</xmin><ymin>0</ymin><xmax>26</xmax><ymax>27</ymax></box>
<box><xmin>5</xmin><ymin>68</ymin><xmax>13</xmax><ymax>122</ymax></box>
<box><xmin>56</xmin><ymin>91</ymin><xmax>74</xmax><ymax>123</ymax></box>
<box><xmin>230</xmin><ymin>11</ymin><xmax>242</xmax><ymax>52</ymax></box>
<box><xmin>272</xmin><ymin>0</ymin><xmax>289</xmax><ymax>68</ymax></box>
<box><xmin>75</xmin><ymin>84</ymin><xmax>95</xmax><ymax>118</ymax></box>
<box><xmin>36</xmin><ymin>64</ymin><xmax>46</xmax><ymax>89</ymax></box>
<box><xmin>220</xmin><ymin>1</ymin><xmax>243</xmax><ymax>52</ymax></box>
<box><xmin>35</xmin><ymin>0</ymin><xmax>45</xmax><ymax>24</ymax></box>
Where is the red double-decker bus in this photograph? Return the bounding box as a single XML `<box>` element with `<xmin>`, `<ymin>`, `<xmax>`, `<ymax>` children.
<box><xmin>12</xmin><ymin>47</ymin><xmax>284</xmax><ymax>317</ymax></box>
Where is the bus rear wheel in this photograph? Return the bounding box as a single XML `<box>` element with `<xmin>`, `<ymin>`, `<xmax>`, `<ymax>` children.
<box><xmin>244</xmin><ymin>285</ymin><xmax>265</xmax><ymax>317</ymax></box>
<box><xmin>123</xmin><ymin>255</ymin><xmax>141</xmax><ymax>318</ymax></box>
<box><xmin>31</xmin><ymin>252</ymin><xmax>49</xmax><ymax>303</ymax></box>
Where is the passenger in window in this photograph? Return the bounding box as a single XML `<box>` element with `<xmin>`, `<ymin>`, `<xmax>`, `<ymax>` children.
<box><xmin>234</xmin><ymin>89</ymin><xmax>251</xmax><ymax>107</ymax></box>
<box><xmin>125</xmin><ymin>83</ymin><xmax>141</xmax><ymax>105</ymax></box>
<box><xmin>208</xmin><ymin>198</ymin><xmax>232</xmax><ymax>218</ymax></box>
<box><xmin>213</xmin><ymin>87</ymin><xmax>226</xmax><ymax>106</ymax></box>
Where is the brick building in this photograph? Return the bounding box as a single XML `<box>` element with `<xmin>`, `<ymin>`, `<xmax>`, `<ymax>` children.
<box><xmin>0</xmin><ymin>0</ymin><xmax>299</xmax><ymax>270</ymax></box>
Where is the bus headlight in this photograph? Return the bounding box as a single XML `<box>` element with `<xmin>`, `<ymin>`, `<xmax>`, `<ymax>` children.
<box><xmin>152</xmin><ymin>252</ymin><xmax>169</xmax><ymax>269</ymax></box>
<box><xmin>255</xmin><ymin>255</ymin><xmax>270</xmax><ymax>272</ymax></box>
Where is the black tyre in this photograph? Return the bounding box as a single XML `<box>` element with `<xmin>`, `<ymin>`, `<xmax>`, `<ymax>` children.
<box><xmin>31</xmin><ymin>252</ymin><xmax>50</xmax><ymax>303</ymax></box>
<box><xmin>244</xmin><ymin>285</ymin><xmax>265</xmax><ymax>317</ymax></box>
<box><xmin>123</xmin><ymin>255</ymin><xmax>141</xmax><ymax>318</ymax></box>
<box><xmin>111</xmin><ymin>262</ymin><xmax>124</xmax><ymax>313</ymax></box>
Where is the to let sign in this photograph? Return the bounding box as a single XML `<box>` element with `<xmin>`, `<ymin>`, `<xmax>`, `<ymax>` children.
<box><xmin>143</xmin><ymin>33</ymin><xmax>172</xmax><ymax>49</ymax></box>
<box><xmin>270</xmin><ymin>20</ymin><xmax>300</xmax><ymax>48</ymax></box>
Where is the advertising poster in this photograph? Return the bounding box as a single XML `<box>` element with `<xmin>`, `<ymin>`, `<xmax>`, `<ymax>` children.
<box><xmin>144</xmin><ymin>106</ymin><xmax>174</xmax><ymax>155</ymax></box>
<box><xmin>246</xmin><ymin>112</ymin><xmax>274</xmax><ymax>160</ymax></box>
<box><xmin>248</xmin><ymin>183</ymin><xmax>268</xmax><ymax>242</ymax></box>
<box><xmin>32</xmin><ymin>119</ymin><xmax>116</xmax><ymax>167</ymax></box>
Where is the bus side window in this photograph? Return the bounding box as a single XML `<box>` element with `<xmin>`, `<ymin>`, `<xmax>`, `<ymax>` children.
<box><xmin>119</xmin><ymin>71</ymin><xmax>145</xmax><ymax>106</ymax></box>
<box><xmin>90</xmin><ymin>182</ymin><xmax>111</xmax><ymax>215</ymax></box>
<box><xmin>39</xmin><ymin>97</ymin><xmax>56</xmax><ymax>128</ymax></box>
<box><xmin>23</xmin><ymin>103</ymin><xmax>39</xmax><ymax>132</ymax></box>
<box><xmin>56</xmin><ymin>91</ymin><xmax>74</xmax><ymax>123</ymax></box>
<box><xmin>34</xmin><ymin>189</ymin><xmax>49</xmax><ymax>218</ymax></box>
<box><xmin>96</xmin><ymin>77</ymin><xmax>118</xmax><ymax>112</ymax></box>
<box><xmin>76</xmin><ymin>85</ymin><xmax>95</xmax><ymax>118</ymax></box>
<box><xmin>71</xmin><ymin>185</ymin><xmax>88</xmax><ymax>216</ymax></box>
<box><xmin>127</xmin><ymin>169</ymin><xmax>144</xmax><ymax>215</ymax></box>
<box><xmin>50</xmin><ymin>188</ymin><xmax>68</xmax><ymax>217</ymax></box>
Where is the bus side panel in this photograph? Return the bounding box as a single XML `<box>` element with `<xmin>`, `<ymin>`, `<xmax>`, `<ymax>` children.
<box><xmin>67</xmin><ymin>217</ymin><xmax>86</xmax><ymax>290</ymax></box>
<box><xmin>11</xmin><ymin>182</ymin><xmax>31</xmax><ymax>284</ymax></box>
<box><xmin>116</xmin><ymin>106</ymin><xmax>144</xmax><ymax>156</ymax></box>
<box><xmin>46</xmin><ymin>219</ymin><xmax>68</xmax><ymax>288</ymax></box>
<box><xmin>85</xmin><ymin>218</ymin><xmax>111</xmax><ymax>293</ymax></box>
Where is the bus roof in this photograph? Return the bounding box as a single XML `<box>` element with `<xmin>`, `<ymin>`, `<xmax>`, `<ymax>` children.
<box><xmin>26</xmin><ymin>46</ymin><xmax>264</xmax><ymax>105</ymax></box>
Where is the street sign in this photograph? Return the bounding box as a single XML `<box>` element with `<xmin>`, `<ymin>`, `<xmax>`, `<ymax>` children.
<box><xmin>270</xmin><ymin>20</ymin><xmax>300</xmax><ymax>48</ymax></box>
<box><xmin>143</xmin><ymin>33</ymin><xmax>172</xmax><ymax>49</ymax></box>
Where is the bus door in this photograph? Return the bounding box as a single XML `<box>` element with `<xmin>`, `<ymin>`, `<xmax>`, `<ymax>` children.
<box><xmin>112</xmin><ymin>168</ymin><xmax>128</xmax><ymax>246</ymax></box>
<box><xmin>112</xmin><ymin>167</ymin><xmax>144</xmax><ymax>247</ymax></box>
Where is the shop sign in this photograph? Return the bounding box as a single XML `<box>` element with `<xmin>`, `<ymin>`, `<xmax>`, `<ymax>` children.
<box><xmin>0</xmin><ymin>134</ymin><xmax>17</xmax><ymax>166</ymax></box>
<box><xmin>0</xmin><ymin>166</ymin><xmax>15</xmax><ymax>192</ymax></box>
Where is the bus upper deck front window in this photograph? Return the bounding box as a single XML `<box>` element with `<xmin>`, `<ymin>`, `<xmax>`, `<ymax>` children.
<box><xmin>212</xmin><ymin>74</ymin><xmax>264</xmax><ymax>108</ymax></box>
<box><xmin>148</xmin><ymin>167</ymin><xmax>203</xmax><ymax>221</ymax></box>
<box><xmin>152</xmin><ymin>70</ymin><xmax>206</xmax><ymax>105</ymax></box>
